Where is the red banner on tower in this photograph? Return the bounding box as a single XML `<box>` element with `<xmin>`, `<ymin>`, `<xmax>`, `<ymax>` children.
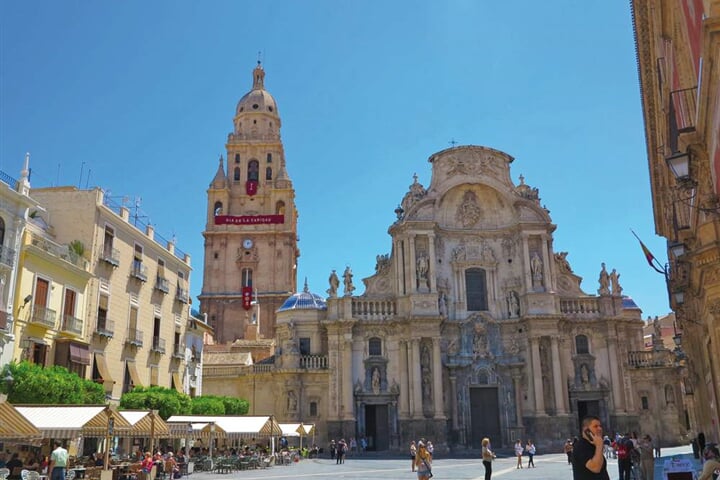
<box><xmin>246</xmin><ymin>180</ymin><xmax>258</xmax><ymax>196</ymax></box>
<box><xmin>242</xmin><ymin>287</ymin><xmax>253</xmax><ymax>310</ymax></box>
<box><xmin>214</xmin><ymin>215</ymin><xmax>284</xmax><ymax>225</ymax></box>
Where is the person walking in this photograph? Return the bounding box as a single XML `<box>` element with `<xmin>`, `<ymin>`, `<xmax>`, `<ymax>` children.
<box><xmin>48</xmin><ymin>441</ymin><xmax>69</xmax><ymax>480</ymax></box>
<box><xmin>415</xmin><ymin>441</ymin><xmax>432</xmax><ymax>480</ymax></box>
<box><xmin>481</xmin><ymin>437</ymin><xmax>496</xmax><ymax>480</ymax></box>
<box><xmin>514</xmin><ymin>440</ymin><xmax>524</xmax><ymax>469</ymax></box>
<box><xmin>572</xmin><ymin>415</ymin><xmax>610</xmax><ymax>480</ymax></box>
<box><xmin>329</xmin><ymin>440</ymin><xmax>336</xmax><ymax>460</ymax></box>
<box><xmin>349</xmin><ymin>437</ymin><xmax>357</xmax><ymax>457</ymax></box>
<box><xmin>526</xmin><ymin>440</ymin><xmax>536</xmax><ymax>468</ymax></box>
<box><xmin>638</xmin><ymin>434</ymin><xmax>654</xmax><ymax>480</ymax></box>
<box><xmin>564</xmin><ymin>439</ymin><xmax>574</xmax><ymax>465</ymax></box>
<box><xmin>616</xmin><ymin>433</ymin><xmax>634</xmax><ymax>480</ymax></box>
<box><xmin>410</xmin><ymin>440</ymin><xmax>417</xmax><ymax>472</ymax></box>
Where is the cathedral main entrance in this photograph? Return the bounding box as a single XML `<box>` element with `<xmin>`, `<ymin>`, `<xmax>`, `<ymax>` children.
<box><xmin>364</xmin><ymin>404</ymin><xmax>389</xmax><ymax>451</ymax></box>
<box><xmin>470</xmin><ymin>386</ymin><xmax>500</xmax><ymax>448</ymax></box>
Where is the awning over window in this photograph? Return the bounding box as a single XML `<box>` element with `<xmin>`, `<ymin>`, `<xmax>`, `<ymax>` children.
<box><xmin>94</xmin><ymin>352</ymin><xmax>113</xmax><ymax>385</ymax></box>
<box><xmin>127</xmin><ymin>361</ymin><xmax>143</xmax><ymax>388</ymax></box>
<box><xmin>172</xmin><ymin>372</ymin><xmax>183</xmax><ymax>393</ymax></box>
<box><xmin>70</xmin><ymin>343</ymin><xmax>90</xmax><ymax>365</ymax></box>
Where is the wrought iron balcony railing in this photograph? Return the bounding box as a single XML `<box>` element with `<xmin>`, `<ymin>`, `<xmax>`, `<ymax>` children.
<box><xmin>61</xmin><ymin>314</ymin><xmax>84</xmax><ymax>336</ymax></box>
<box><xmin>100</xmin><ymin>245</ymin><xmax>120</xmax><ymax>267</ymax></box>
<box><xmin>94</xmin><ymin>318</ymin><xmax>115</xmax><ymax>338</ymax></box>
<box><xmin>30</xmin><ymin>305</ymin><xmax>57</xmax><ymax>329</ymax></box>
<box><xmin>131</xmin><ymin>262</ymin><xmax>148</xmax><ymax>282</ymax></box>
<box><xmin>151</xmin><ymin>337</ymin><xmax>166</xmax><ymax>354</ymax></box>
<box><xmin>155</xmin><ymin>276</ymin><xmax>170</xmax><ymax>293</ymax></box>
<box><xmin>125</xmin><ymin>328</ymin><xmax>144</xmax><ymax>347</ymax></box>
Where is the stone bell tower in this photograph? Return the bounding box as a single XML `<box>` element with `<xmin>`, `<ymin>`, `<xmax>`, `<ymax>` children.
<box><xmin>200</xmin><ymin>62</ymin><xmax>299</xmax><ymax>344</ymax></box>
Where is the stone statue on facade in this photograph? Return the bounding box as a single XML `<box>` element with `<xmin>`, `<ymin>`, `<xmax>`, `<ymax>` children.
<box><xmin>506</xmin><ymin>290</ymin><xmax>520</xmax><ymax>318</ymax></box>
<box><xmin>598</xmin><ymin>262</ymin><xmax>610</xmax><ymax>295</ymax></box>
<box><xmin>343</xmin><ymin>266</ymin><xmax>355</xmax><ymax>296</ymax></box>
<box><xmin>416</xmin><ymin>254</ymin><xmax>429</xmax><ymax>289</ymax></box>
<box><xmin>371</xmin><ymin>367</ymin><xmax>381</xmax><ymax>394</ymax></box>
<box><xmin>610</xmin><ymin>268</ymin><xmax>622</xmax><ymax>296</ymax></box>
<box><xmin>438</xmin><ymin>292</ymin><xmax>448</xmax><ymax>317</ymax></box>
<box><xmin>531</xmin><ymin>252</ymin><xmax>543</xmax><ymax>288</ymax></box>
<box><xmin>287</xmin><ymin>390</ymin><xmax>297</xmax><ymax>411</ymax></box>
<box><xmin>327</xmin><ymin>269</ymin><xmax>339</xmax><ymax>298</ymax></box>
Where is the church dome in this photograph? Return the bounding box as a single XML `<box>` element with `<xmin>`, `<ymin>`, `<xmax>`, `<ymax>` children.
<box><xmin>278</xmin><ymin>281</ymin><xmax>327</xmax><ymax>312</ymax></box>
<box><xmin>235</xmin><ymin>62</ymin><xmax>279</xmax><ymax>117</ymax></box>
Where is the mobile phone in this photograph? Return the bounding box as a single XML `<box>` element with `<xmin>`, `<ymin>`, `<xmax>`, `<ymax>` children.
<box><xmin>584</xmin><ymin>429</ymin><xmax>593</xmax><ymax>440</ymax></box>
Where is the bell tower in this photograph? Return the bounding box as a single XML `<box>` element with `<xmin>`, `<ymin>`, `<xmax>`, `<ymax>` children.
<box><xmin>200</xmin><ymin>62</ymin><xmax>299</xmax><ymax>344</ymax></box>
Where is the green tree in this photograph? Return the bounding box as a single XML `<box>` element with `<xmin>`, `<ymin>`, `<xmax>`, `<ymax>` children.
<box><xmin>0</xmin><ymin>361</ymin><xmax>105</xmax><ymax>404</ymax></box>
<box><xmin>190</xmin><ymin>395</ymin><xmax>249</xmax><ymax>415</ymax></box>
<box><xmin>190</xmin><ymin>396</ymin><xmax>225</xmax><ymax>415</ymax></box>
<box><xmin>119</xmin><ymin>386</ymin><xmax>192</xmax><ymax>420</ymax></box>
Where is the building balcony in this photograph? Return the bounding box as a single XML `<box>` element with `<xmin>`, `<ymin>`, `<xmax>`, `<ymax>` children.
<box><xmin>29</xmin><ymin>233</ymin><xmax>89</xmax><ymax>271</ymax></box>
<box><xmin>628</xmin><ymin>349</ymin><xmax>676</xmax><ymax>368</ymax></box>
<box><xmin>100</xmin><ymin>245</ymin><xmax>120</xmax><ymax>267</ymax></box>
<box><xmin>559</xmin><ymin>297</ymin><xmax>601</xmax><ymax>317</ymax></box>
<box><xmin>190</xmin><ymin>352</ymin><xmax>202</xmax><ymax>364</ymax></box>
<box><xmin>30</xmin><ymin>305</ymin><xmax>57</xmax><ymax>329</ymax></box>
<box><xmin>61</xmin><ymin>314</ymin><xmax>84</xmax><ymax>336</ymax></box>
<box><xmin>299</xmin><ymin>354</ymin><xmax>329</xmax><ymax>370</ymax></box>
<box><xmin>151</xmin><ymin>337</ymin><xmax>166</xmax><ymax>354</ymax></box>
<box><xmin>94</xmin><ymin>318</ymin><xmax>114</xmax><ymax>339</ymax></box>
<box><xmin>155</xmin><ymin>276</ymin><xmax>170</xmax><ymax>293</ymax></box>
<box><xmin>125</xmin><ymin>328</ymin><xmax>144</xmax><ymax>348</ymax></box>
<box><xmin>172</xmin><ymin>343</ymin><xmax>185</xmax><ymax>359</ymax></box>
<box><xmin>351</xmin><ymin>298</ymin><xmax>397</xmax><ymax>320</ymax></box>
<box><xmin>0</xmin><ymin>245</ymin><xmax>16</xmax><ymax>268</ymax></box>
<box><xmin>176</xmin><ymin>287</ymin><xmax>189</xmax><ymax>304</ymax></box>
<box><xmin>131</xmin><ymin>262</ymin><xmax>148</xmax><ymax>282</ymax></box>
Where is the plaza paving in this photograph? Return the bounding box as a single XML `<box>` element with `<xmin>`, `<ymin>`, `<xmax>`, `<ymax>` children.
<box><xmin>187</xmin><ymin>445</ymin><xmax>697</xmax><ymax>480</ymax></box>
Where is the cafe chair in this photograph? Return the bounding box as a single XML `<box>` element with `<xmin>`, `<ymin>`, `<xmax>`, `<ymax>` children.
<box><xmin>65</xmin><ymin>470</ymin><xmax>76</xmax><ymax>480</ymax></box>
<box><xmin>0</xmin><ymin>468</ymin><xmax>10</xmax><ymax>480</ymax></box>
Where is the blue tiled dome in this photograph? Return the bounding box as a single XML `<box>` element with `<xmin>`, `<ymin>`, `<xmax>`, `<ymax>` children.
<box><xmin>622</xmin><ymin>296</ymin><xmax>640</xmax><ymax>309</ymax></box>
<box><xmin>278</xmin><ymin>280</ymin><xmax>327</xmax><ymax>312</ymax></box>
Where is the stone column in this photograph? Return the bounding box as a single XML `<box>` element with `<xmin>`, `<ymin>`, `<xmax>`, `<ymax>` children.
<box><xmin>522</xmin><ymin>234</ymin><xmax>532</xmax><ymax>291</ymax></box>
<box><xmin>541</xmin><ymin>236</ymin><xmax>551</xmax><ymax>291</ymax></box>
<box><xmin>428</xmin><ymin>234</ymin><xmax>437</xmax><ymax>293</ymax></box>
<box><xmin>606</xmin><ymin>337</ymin><xmax>626</xmax><ymax>411</ymax></box>
<box><xmin>550</xmin><ymin>337</ymin><xmax>566</xmax><ymax>413</ymax></box>
<box><xmin>408</xmin><ymin>235</ymin><xmax>417</xmax><ymax>292</ymax></box>
<box><xmin>399</xmin><ymin>340</ymin><xmax>410</xmax><ymax>416</ymax></box>
<box><xmin>432</xmin><ymin>337</ymin><xmax>444</xmax><ymax>419</ymax></box>
<box><xmin>342</xmin><ymin>333</ymin><xmax>354</xmax><ymax>420</ymax></box>
<box><xmin>530</xmin><ymin>337</ymin><xmax>545</xmax><ymax>413</ymax></box>
<box><xmin>512</xmin><ymin>372</ymin><xmax>523</xmax><ymax>426</ymax></box>
<box><xmin>450</xmin><ymin>374</ymin><xmax>459</xmax><ymax>429</ymax></box>
<box><xmin>411</xmin><ymin>339</ymin><xmax>422</xmax><ymax>418</ymax></box>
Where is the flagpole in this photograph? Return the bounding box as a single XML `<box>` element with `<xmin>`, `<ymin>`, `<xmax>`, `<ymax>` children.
<box><xmin>630</xmin><ymin>229</ymin><xmax>668</xmax><ymax>275</ymax></box>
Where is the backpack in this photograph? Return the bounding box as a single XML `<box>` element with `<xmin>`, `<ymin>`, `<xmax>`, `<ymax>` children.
<box><xmin>616</xmin><ymin>442</ymin><xmax>628</xmax><ymax>460</ymax></box>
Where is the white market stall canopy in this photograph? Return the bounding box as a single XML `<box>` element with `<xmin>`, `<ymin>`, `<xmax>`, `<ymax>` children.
<box><xmin>167</xmin><ymin>415</ymin><xmax>282</xmax><ymax>439</ymax></box>
<box><xmin>15</xmin><ymin>405</ymin><xmax>132</xmax><ymax>438</ymax></box>
<box><xmin>119</xmin><ymin>410</ymin><xmax>170</xmax><ymax>437</ymax></box>
<box><xmin>0</xmin><ymin>401</ymin><xmax>41</xmax><ymax>440</ymax></box>
<box><xmin>278</xmin><ymin>423</ymin><xmax>301</xmax><ymax>437</ymax></box>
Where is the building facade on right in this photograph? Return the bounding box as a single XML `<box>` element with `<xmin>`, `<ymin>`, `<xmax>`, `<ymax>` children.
<box><xmin>632</xmin><ymin>0</ymin><xmax>720</xmax><ymax>441</ymax></box>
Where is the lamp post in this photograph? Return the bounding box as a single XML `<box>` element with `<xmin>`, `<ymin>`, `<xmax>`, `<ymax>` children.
<box><xmin>2</xmin><ymin>369</ymin><xmax>13</xmax><ymax>402</ymax></box>
<box><xmin>209</xmin><ymin>422</ymin><xmax>215</xmax><ymax>459</ymax></box>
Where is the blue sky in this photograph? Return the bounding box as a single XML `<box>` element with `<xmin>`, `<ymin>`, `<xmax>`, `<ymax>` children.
<box><xmin>0</xmin><ymin>1</ymin><xmax>670</xmax><ymax>320</ymax></box>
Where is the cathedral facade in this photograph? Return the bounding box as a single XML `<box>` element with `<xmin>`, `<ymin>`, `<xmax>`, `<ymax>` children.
<box><xmin>201</xmin><ymin>64</ymin><xmax>686</xmax><ymax>452</ymax></box>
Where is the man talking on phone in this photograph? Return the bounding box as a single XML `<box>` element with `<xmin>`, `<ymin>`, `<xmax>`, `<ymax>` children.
<box><xmin>572</xmin><ymin>416</ymin><xmax>610</xmax><ymax>480</ymax></box>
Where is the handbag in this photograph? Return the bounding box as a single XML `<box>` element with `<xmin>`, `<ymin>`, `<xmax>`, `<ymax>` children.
<box><xmin>422</xmin><ymin>458</ymin><xmax>433</xmax><ymax>478</ymax></box>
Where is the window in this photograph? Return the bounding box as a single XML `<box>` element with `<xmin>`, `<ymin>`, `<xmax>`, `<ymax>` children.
<box><xmin>665</xmin><ymin>385</ymin><xmax>675</xmax><ymax>404</ymax></box>
<box><xmin>132</xmin><ymin>244</ymin><xmax>146</xmax><ymax>281</ymax></box>
<box><xmin>266</xmin><ymin>167</ymin><xmax>272</xmax><ymax>180</ymax></box>
<box><xmin>129</xmin><ymin>306</ymin><xmax>139</xmax><ymax>343</ymax></box>
<box><xmin>235</xmin><ymin>154</ymin><xmax>240</xmax><ymax>164</ymax></box>
<box><xmin>267</xmin><ymin>153</ymin><xmax>272</xmax><ymax>163</ymax></box>
<box><xmin>276</xmin><ymin>201</ymin><xmax>285</xmax><ymax>215</ymax></box>
<box><xmin>248</xmin><ymin>160</ymin><xmax>259</xmax><ymax>181</ymax></box>
<box><xmin>103</xmin><ymin>225</ymin><xmax>114</xmax><ymax>256</ymax></box>
<box><xmin>369</xmin><ymin>337</ymin><xmax>382</xmax><ymax>356</ymax></box>
<box><xmin>63</xmin><ymin>288</ymin><xmax>78</xmax><ymax>333</ymax></box>
<box><xmin>157</xmin><ymin>258</ymin><xmax>166</xmax><ymax>278</ymax></box>
<box><xmin>214</xmin><ymin>202</ymin><xmax>223</xmax><ymax>216</ymax></box>
<box><xmin>0</xmin><ymin>216</ymin><xmax>5</xmax><ymax>246</ymax></box>
<box><xmin>575</xmin><ymin>335</ymin><xmax>589</xmax><ymax>354</ymax></box>
<box><xmin>152</xmin><ymin>317</ymin><xmax>162</xmax><ymax>352</ymax></box>
<box><xmin>234</xmin><ymin>167</ymin><xmax>241</xmax><ymax>181</ymax></box>
<box><xmin>97</xmin><ymin>294</ymin><xmax>109</xmax><ymax>331</ymax></box>
<box><xmin>465</xmin><ymin>268</ymin><xmax>488</xmax><ymax>311</ymax></box>
<box><xmin>299</xmin><ymin>337</ymin><xmax>311</xmax><ymax>355</ymax></box>
<box><xmin>641</xmin><ymin>396</ymin><xmax>649</xmax><ymax>410</ymax></box>
<box><xmin>309</xmin><ymin>401</ymin><xmax>318</xmax><ymax>417</ymax></box>
<box><xmin>242</xmin><ymin>268</ymin><xmax>253</xmax><ymax>287</ymax></box>
<box><xmin>34</xmin><ymin>277</ymin><xmax>50</xmax><ymax>307</ymax></box>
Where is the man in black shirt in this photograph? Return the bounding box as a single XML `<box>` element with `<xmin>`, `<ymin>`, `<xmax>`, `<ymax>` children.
<box><xmin>572</xmin><ymin>416</ymin><xmax>610</xmax><ymax>480</ymax></box>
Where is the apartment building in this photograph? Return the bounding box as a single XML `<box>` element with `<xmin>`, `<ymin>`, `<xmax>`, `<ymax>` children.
<box><xmin>0</xmin><ymin>155</ymin><xmax>41</xmax><ymax>368</ymax></box>
<box><xmin>26</xmin><ymin>187</ymin><xmax>193</xmax><ymax>401</ymax></box>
